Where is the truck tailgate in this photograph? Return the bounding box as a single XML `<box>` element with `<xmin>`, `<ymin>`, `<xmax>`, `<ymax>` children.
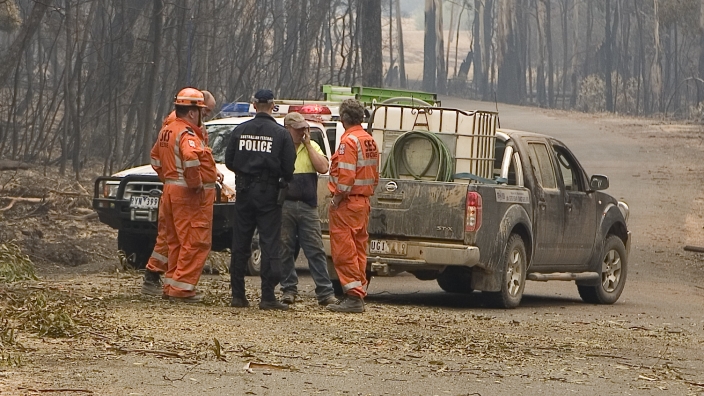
<box><xmin>318</xmin><ymin>177</ymin><xmax>467</xmax><ymax>241</ymax></box>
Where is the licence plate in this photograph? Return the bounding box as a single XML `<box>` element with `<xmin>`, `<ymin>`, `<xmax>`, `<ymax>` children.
<box><xmin>369</xmin><ymin>240</ymin><xmax>407</xmax><ymax>255</ymax></box>
<box><xmin>130</xmin><ymin>196</ymin><xmax>159</xmax><ymax>209</ymax></box>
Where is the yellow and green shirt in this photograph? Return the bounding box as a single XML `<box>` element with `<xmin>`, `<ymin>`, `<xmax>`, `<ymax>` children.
<box><xmin>286</xmin><ymin>141</ymin><xmax>325</xmax><ymax>207</ymax></box>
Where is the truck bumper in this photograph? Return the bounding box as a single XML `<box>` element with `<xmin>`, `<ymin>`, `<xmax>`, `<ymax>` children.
<box><xmin>93</xmin><ymin>199</ymin><xmax>236</xmax><ymax>236</ymax></box>
<box><xmin>322</xmin><ymin>235</ymin><xmax>479</xmax><ymax>270</ymax></box>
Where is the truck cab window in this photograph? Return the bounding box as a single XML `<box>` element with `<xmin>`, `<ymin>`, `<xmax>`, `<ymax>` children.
<box><xmin>494</xmin><ymin>139</ymin><xmax>520</xmax><ymax>186</ymax></box>
<box><xmin>326</xmin><ymin>127</ymin><xmax>337</xmax><ymax>155</ymax></box>
<box><xmin>528</xmin><ymin>143</ymin><xmax>557</xmax><ymax>189</ymax></box>
<box><xmin>309</xmin><ymin>128</ymin><xmax>328</xmax><ymax>158</ymax></box>
<box><xmin>553</xmin><ymin>146</ymin><xmax>583</xmax><ymax>192</ymax></box>
<box><xmin>204</xmin><ymin>124</ymin><xmax>234</xmax><ymax>163</ymax></box>
<box><xmin>494</xmin><ymin>140</ymin><xmax>506</xmax><ymax>178</ymax></box>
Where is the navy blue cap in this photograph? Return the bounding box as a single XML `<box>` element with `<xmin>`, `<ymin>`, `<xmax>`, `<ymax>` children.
<box><xmin>253</xmin><ymin>89</ymin><xmax>275</xmax><ymax>103</ymax></box>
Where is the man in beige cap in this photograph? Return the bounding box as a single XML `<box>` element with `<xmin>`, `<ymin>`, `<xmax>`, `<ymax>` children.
<box><xmin>279</xmin><ymin>112</ymin><xmax>337</xmax><ymax>306</ymax></box>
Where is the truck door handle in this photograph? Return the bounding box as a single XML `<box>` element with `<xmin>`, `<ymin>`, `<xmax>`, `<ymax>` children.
<box><xmin>565</xmin><ymin>202</ymin><xmax>573</xmax><ymax>211</ymax></box>
<box><xmin>538</xmin><ymin>198</ymin><xmax>546</xmax><ymax>210</ymax></box>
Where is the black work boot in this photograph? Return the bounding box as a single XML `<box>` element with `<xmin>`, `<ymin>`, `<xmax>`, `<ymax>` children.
<box><xmin>281</xmin><ymin>292</ymin><xmax>297</xmax><ymax>304</ymax></box>
<box><xmin>326</xmin><ymin>295</ymin><xmax>364</xmax><ymax>313</ymax></box>
<box><xmin>259</xmin><ymin>300</ymin><xmax>289</xmax><ymax>311</ymax></box>
<box><xmin>141</xmin><ymin>270</ymin><xmax>162</xmax><ymax>296</ymax></box>
<box><xmin>231</xmin><ymin>297</ymin><xmax>250</xmax><ymax>308</ymax></box>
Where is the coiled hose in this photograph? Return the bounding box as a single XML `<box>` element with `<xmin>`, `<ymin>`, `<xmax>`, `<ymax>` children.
<box><xmin>381</xmin><ymin>131</ymin><xmax>455</xmax><ymax>182</ymax></box>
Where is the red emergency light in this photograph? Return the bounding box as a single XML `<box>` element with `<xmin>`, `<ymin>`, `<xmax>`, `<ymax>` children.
<box><xmin>288</xmin><ymin>104</ymin><xmax>333</xmax><ymax>121</ymax></box>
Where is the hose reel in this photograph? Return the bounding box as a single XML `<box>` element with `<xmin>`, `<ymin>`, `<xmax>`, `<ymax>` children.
<box><xmin>381</xmin><ymin>131</ymin><xmax>455</xmax><ymax>182</ymax></box>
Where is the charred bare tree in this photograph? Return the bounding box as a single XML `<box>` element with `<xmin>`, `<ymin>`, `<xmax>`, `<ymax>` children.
<box><xmin>436</xmin><ymin>0</ymin><xmax>446</xmax><ymax>94</ymax></box>
<box><xmin>0</xmin><ymin>0</ymin><xmax>49</xmax><ymax>86</ymax></box>
<box><xmin>361</xmin><ymin>0</ymin><xmax>383</xmax><ymax>87</ymax></box>
<box><xmin>544</xmin><ymin>0</ymin><xmax>555</xmax><ymax>108</ymax></box>
<box><xmin>604</xmin><ymin>0</ymin><xmax>615</xmax><ymax>112</ymax></box>
<box><xmin>535</xmin><ymin>0</ymin><xmax>547</xmax><ymax>107</ymax></box>
<box><xmin>140</xmin><ymin>0</ymin><xmax>163</xmax><ymax>165</ymax></box>
<box><xmin>423</xmin><ymin>0</ymin><xmax>437</xmax><ymax>92</ymax></box>
<box><xmin>482</xmin><ymin>0</ymin><xmax>494</xmax><ymax>100</ymax></box>
<box><xmin>473</xmin><ymin>0</ymin><xmax>484</xmax><ymax>96</ymax></box>
<box><xmin>395</xmin><ymin>0</ymin><xmax>407</xmax><ymax>88</ymax></box>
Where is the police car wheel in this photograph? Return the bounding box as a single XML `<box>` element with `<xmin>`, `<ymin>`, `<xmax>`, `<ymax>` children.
<box><xmin>117</xmin><ymin>230</ymin><xmax>152</xmax><ymax>269</ymax></box>
<box><xmin>246</xmin><ymin>232</ymin><xmax>261</xmax><ymax>276</ymax></box>
<box><xmin>247</xmin><ymin>249</ymin><xmax>261</xmax><ymax>276</ymax></box>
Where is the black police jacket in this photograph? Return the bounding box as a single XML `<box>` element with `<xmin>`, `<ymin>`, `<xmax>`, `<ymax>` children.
<box><xmin>225</xmin><ymin>112</ymin><xmax>296</xmax><ymax>183</ymax></box>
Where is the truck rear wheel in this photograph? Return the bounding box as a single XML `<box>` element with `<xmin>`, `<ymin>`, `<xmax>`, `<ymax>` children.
<box><xmin>577</xmin><ymin>235</ymin><xmax>627</xmax><ymax>304</ymax></box>
<box><xmin>117</xmin><ymin>230</ymin><xmax>154</xmax><ymax>269</ymax></box>
<box><xmin>485</xmin><ymin>234</ymin><xmax>527</xmax><ymax>309</ymax></box>
<box><xmin>436</xmin><ymin>267</ymin><xmax>474</xmax><ymax>294</ymax></box>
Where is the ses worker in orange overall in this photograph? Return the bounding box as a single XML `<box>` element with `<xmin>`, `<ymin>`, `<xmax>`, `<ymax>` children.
<box><xmin>143</xmin><ymin>90</ymin><xmax>219</xmax><ymax>294</ymax></box>
<box><xmin>144</xmin><ymin>88</ymin><xmax>220</xmax><ymax>302</ymax></box>
<box><xmin>326</xmin><ymin>99</ymin><xmax>379</xmax><ymax>313</ymax></box>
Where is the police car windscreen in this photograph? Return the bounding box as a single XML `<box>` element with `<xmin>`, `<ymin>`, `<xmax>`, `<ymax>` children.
<box><xmin>206</xmin><ymin>124</ymin><xmax>234</xmax><ymax>163</ymax></box>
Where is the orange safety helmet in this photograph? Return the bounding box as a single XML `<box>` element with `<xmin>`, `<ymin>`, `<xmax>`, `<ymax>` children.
<box><xmin>174</xmin><ymin>87</ymin><xmax>208</xmax><ymax>108</ymax></box>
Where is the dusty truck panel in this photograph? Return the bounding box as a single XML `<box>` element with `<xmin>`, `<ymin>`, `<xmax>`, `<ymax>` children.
<box><xmin>318</xmin><ymin>106</ymin><xmax>630</xmax><ymax>308</ymax></box>
<box><xmin>369</xmin><ymin>179</ymin><xmax>467</xmax><ymax>240</ymax></box>
<box><xmin>468</xmin><ymin>185</ymin><xmax>533</xmax><ymax>292</ymax></box>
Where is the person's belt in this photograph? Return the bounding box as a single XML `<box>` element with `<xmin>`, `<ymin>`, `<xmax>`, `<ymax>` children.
<box><xmin>329</xmin><ymin>193</ymin><xmax>367</xmax><ymax>198</ymax></box>
<box><xmin>238</xmin><ymin>176</ymin><xmax>279</xmax><ymax>185</ymax></box>
<box><xmin>165</xmin><ymin>179</ymin><xmax>216</xmax><ymax>189</ymax></box>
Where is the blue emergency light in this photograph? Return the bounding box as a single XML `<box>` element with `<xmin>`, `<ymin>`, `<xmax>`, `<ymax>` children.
<box><xmin>220</xmin><ymin>102</ymin><xmax>251</xmax><ymax>117</ymax></box>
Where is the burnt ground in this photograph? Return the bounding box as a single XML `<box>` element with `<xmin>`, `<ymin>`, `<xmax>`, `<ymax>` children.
<box><xmin>1</xmin><ymin>101</ymin><xmax>704</xmax><ymax>395</ymax></box>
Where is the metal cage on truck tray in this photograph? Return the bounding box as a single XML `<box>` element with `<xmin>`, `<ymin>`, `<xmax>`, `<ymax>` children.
<box><xmin>369</xmin><ymin>104</ymin><xmax>499</xmax><ymax>181</ymax></box>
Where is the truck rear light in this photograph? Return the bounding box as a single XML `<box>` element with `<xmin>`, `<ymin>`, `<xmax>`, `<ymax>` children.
<box><xmin>465</xmin><ymin>191</ymin><xmax>482</xmax><ymax>232</ymax></box>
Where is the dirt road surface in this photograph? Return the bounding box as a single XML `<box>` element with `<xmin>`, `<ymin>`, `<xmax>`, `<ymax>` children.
<box><xmin>1</xmin><ymin>98</ymin><xmax>703</xmax><ymax>395</ymax></box>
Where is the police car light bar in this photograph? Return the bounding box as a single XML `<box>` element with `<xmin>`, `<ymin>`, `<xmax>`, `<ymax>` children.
<box><xmin>220</xmin><ymin>102</ymin><xmax>251</xmax><ymax>117</ymax></box>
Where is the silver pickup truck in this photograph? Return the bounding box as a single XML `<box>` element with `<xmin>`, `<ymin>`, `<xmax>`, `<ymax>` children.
<box><xmin>317</xmin><ymin>105</ymin><xmax>630</xmax><ymax>308</ymax></box>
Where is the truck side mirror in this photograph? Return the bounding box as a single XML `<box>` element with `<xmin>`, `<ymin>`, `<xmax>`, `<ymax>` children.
<box><xmin>589</xmin><ymin>175</ymin><xmax>609</xmax><ymax>191</ymax></box>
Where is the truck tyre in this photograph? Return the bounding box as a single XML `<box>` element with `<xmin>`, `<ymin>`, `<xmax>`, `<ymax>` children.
<box><xmin>436</xmin><ymin>267</ymin><xmax>474</xmax><ymax>294</ymax></box>
<box><xmin>246</xmin><ymin>231</ymin><xmax>261</xmax><ymax>276</ymax></box>
<box><xmin>117</xmin><ymin>230</ymin><xmax>153</xmax><ymax>269</ymax></box>
<box><xmin>486</xmin><ymin>234</ymin><xmax>527</xmax><ymax>309</ymax></box>
<box><xmin>577</xmin><ymin>235</ymin><xmax>627</xmax><ymax>304</ymax></box>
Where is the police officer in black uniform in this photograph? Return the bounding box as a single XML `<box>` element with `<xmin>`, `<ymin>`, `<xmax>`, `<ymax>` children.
<box><xmin>225</xmin><ymin>89</ymin><xmax>296</xmax><ymax>310</ymax></box>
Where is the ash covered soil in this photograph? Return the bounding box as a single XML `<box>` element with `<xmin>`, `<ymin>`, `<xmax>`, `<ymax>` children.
<box><xmin>1</xmin><ymin>104</ymin><xmax>704</xmax><ymax>395</ymax></box>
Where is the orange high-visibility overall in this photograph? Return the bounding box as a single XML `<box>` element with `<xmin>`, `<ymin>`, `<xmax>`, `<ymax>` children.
<box><xmin>146</xmin><ymin>111</ymin><xmax>209</xmax><ymax>274</ymax></box>
<box><xmin>150</xmin><ymin>117</ymin><xmax>218</xmax><ymax>297</ymax></box>
<box><xmin>328</xmin><ymin>125</ymin><xmax>379</xmax><ymax>298</ymax></box>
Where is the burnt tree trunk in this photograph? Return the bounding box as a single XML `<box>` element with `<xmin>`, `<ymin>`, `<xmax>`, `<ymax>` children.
<box><xmin>0</xmin><ymin>0</ymin><xmax>50</xmax><ymax>86</ymax></box>
<box><xmin>140</xmin><ymin>0</ymin><xmax>163</xmax><ymax>164</ymax></box>
<box><xmin>361</xmin><ymin>0</ymin><xmax>383</xmax><ymax>87</ymax></box>
<box><xmin>423</xmin><ymin>0</ymin><xmax>437</xmax><ymax>92</ymax></box>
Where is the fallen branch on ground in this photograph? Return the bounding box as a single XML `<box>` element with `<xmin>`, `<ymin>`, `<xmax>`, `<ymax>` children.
<box><xmin>108</xmin><ymin>345</ymin><xmax>184</xmax><ymax>358</ymax></box>
<box><xmin>18</xmin><ymin>387</ymin><xmax>93</xmax><ymax>394</ymax></box>
<box><xmin>49</xmin><ymin>189</ymin><xmax>91</xmax><ymax>198</ymax></box>
<box><xmin>50</xmin><ymin>212</ymin><xmax>98</xmax><ymax>221</ymax></box>
<box><xmin>683</xmin><ymin>245</ymin><xmax>704</xmax><ymax>253</ymax></box>
<box><xmin>0</xmin><ymin>197</ymin><xmax>44</xmax><ymax>212</ymax></box>
<box><xmin>0</xmin><ymin>160</ymin><xmax>29</xmax><ymax>171</ymax></box>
